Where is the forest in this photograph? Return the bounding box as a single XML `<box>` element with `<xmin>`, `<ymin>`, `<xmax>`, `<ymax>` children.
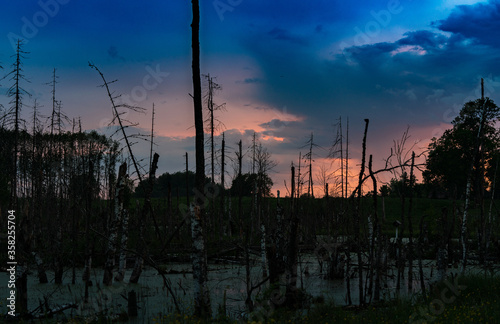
<box><xmin>1</xmin><ymin>2</ymin><xmax>500</xmax><ymax>324</ymax></box>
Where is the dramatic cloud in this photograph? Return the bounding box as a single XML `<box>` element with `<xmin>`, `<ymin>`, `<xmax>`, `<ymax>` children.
<box><xmin>1</xmin><ymin>0</ymin><xmax>499</xmax><ymax>194</ymax></box>
<box><xmin>435</xmin><ymin>1</ymin><xmax>500</xmax><ymax>48</ymax></box>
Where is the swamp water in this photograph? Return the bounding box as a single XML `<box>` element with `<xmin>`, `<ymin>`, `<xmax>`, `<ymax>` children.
<box><xmin>0</xmin><ymin>254</ymin><xmax>462</xmax><ymax>322</ymax></box>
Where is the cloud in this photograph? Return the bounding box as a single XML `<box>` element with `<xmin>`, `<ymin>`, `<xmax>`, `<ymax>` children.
<box><xmin>396</xmin><ymin>30</ymin><xmax>448</xmax><ymax>50</ymax></box>
<box><xmin>259</xmin><ymin>118</ymin><xmax>289</xmax><ymax>130</ymax></box>
<box><xmin>235</xmin><ymin>77</ymin><xmax>262</xmax><ymax>84</ymax></box>
<box><xmin>435</xmin><ymin>0</ymin><xmax>500</xmax><ymax>48</ymax></box>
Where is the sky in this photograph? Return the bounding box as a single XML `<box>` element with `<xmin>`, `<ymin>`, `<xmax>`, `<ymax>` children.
<box><xmin>1</xmin><ymin>0</ymin><xmax>500</xmax><ymax>197</ymax></box>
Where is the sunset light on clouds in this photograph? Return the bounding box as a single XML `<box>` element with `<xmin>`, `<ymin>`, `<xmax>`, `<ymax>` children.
<box><xmin>1</xmin><ymin>0</ymin><xmax>500</xmax><ymax>196</ymax></box>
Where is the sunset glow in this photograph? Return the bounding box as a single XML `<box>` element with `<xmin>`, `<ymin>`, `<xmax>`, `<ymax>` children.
<box><xmin>1</xmin><ymin>0</ymin><xmax>498</xmax><ymax>196</ymax></box>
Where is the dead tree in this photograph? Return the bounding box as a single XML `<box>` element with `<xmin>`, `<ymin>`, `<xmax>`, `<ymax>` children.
<box><xmin>407</xmin><ymin>152</ymin><xmax>415</xmax><ymax>290</ymax></box>
<box><xmin>345</xmin><ymin>117</ymin><xmax>349</xmax><ymax>199</ymax></box>
<box><xmin>203</xmin><ymin>74</ymin><xmax>225</xmax><ymax>184</ymax></box>
<box><xmin>354</xmin><ymin>119</ymin><xmax>369</xmax><ymax>305</ymax></box>
<box><xmin>285</xmin><ymin>165</ymin><xmax>299</xmax><ymax>307</ymax></box>
<box><xmin>114</xmin><ymin>212</ymin><xmax>129</xmax><ymax>282</ymax></box>
<box><xmin>297</xmin><ymin>152</ymin><xmax>302</xmax><ymax>198</ymax></box>
<box><xmin>5</xmin><ymin>39</ymin><xmax>30</xmax><ymax>316</ymax></box>
<box><xmin>329</xmin><ymin>117</ymin><xmax>344</xmax><ymax>198</ymax></box>
<box><xmin>103</xmin><ymin>162</ymin><xmax>127</xmax><ymax>286</ymax></box>
<box><xmin>83</xmin><ymin>160</ymin><xmax>95</xmax><ymax>301</ymax></box>
<box><xmin>368</xmin><ymin>155</ymin><xmax>382</xmax><ymax>302</ymax></box>
<box><xmin>220</xmin><ymin>132</ymin><xmax>225</xmax><ymax>236</ymax></box>
<box><xmin>236</xmin><ymin>140</ymin><xmax>243</xmax><ymax>237</ymax></box>
<box><xmin>461</xmin><ymin>79</ymin><xmax>487</xmax><ymax>274</ymax></box>
<box><xmin>129</xmin><ymin>152</ymin><xmax>159</xmax><ymax>283</ymax></box>
<box><xmin>191</xmin><ymin>0</ymin><xmax>211</xmax><ymax>316</ymax></box>
<box><xmin>417</xmin><ymin>214</ymin><xmax>426</xmax><ymax>297</ymax></box>
<box><xmin>89</xmin><ymin>63</ymin><xmax>145</xmax><ymax>182</ymax></box>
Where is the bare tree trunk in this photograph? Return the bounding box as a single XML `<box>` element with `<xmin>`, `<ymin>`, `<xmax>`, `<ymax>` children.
<box><xmin>297</xmin><ymin>152</ymin><xmax>302</xmax><ymax>198</ymax></box>
<box><xmin>408</xmin><ymin>152</ymin><xmax>415</xmax><ymax>291</ymax></box>
<box><xmin>418</xmin><ymin>213</ymin><xmax>426</xmax><ymax>297</ymax></box>
<box><xmin>191</xmin><ymin>204</ymin><xmax>211</xmax><ymax>316</ymax></box>
<box><xmin>355</xmin><ymin>119</ymin><xmax>369</xmax><ymax>305</ymax></box>
<box><xmin>191</xmin><ymin>0</ymin><xmax>211</xmax><ymax>317</ymax></box>
<box><xmin>186</xmin><ymin>152</ymin><xmax>190</xmax><ymax>205</ymax></box>
<box><xmin>286</xmin><ymin>165</ymin><xmax>299</xmax><ymax>306</ymax></box>
<box><xmin>83</xmin><ymin>161</ymin><xmax>95</xmax><ymax>300</ymax></box>
<box><xmin>238</xmin><ymin>143</ymin><xmax>243</xmax><ymax>239</ymax></box>
<box><xmin>129</xmin><ymin>153</ymin><xmax>159</xmax><ymax>283</ymax></box>
<box><xmin>396</xmin><ymin>172</ymin><xmax>406</xmax><ymax>291</ymax></box>
<box><xmin>244</xmin><ymin>225</ymin><xmax>253</xmax><ymax>311</ymax></box>
<box><xmin>368</xmin><ymin>155</ymin><xmax>381</xmax><ymax>302</ymax></box>
<box><xmin>115</xmin><ymin>209</ymin><xmax>129</xmax><ymax>282</ymax></box>
<box><xmin>345</xmin><ymin>239</ymin><xmax>353</xmax><ymax>305</ymax></box>
<box><xmin>220</xmin><ymin>132</ymin><xmax>225</xmax><ymax>236</ymax></box>
<box><xmin>340</xmin><ymin>117</ymin><xmax>344</xmax><ymax>200</ymax></box>
<box><xmin>261</xmin><ymin>223</ymin><xmax>267</xmax><ymax>277</ymax></box>
<box><xmin>345</xmin><ymin>117</ymin><xmax>349</xmax><ymax>199</ymax></box>
<box><xmin>103</xmin><ymin>162</ymin><xmax>127</xmax><ymax>286</ymax></box>
<box><xmin>437</xmin><ymin>208</ymin><xmax>449</xmax><ymax>282</ymax></box>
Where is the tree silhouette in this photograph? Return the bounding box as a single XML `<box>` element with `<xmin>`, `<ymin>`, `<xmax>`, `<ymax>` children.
<box><xmin>424</xmin><ymin>97</ymin><xmax>500</xmax><ymax>198</ymax></box>
<box><xmin>190</xmin><ymin>0</ymin><xmax>211</xmax><ymax>317</ymax></box>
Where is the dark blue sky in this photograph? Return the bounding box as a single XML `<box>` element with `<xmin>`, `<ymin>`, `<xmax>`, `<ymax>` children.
<box><xmin>1</xmin><ymin>0</ymin><xmax>500</xmax><ymax>194</ymax></box>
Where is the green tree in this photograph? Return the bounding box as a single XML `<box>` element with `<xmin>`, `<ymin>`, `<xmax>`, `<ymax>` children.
<box><xmin>230</xmin><ymin>172</ymin><xmax>273</xmax><ymax>197</ymax></box>
<box><xmin>423</xmin><ymin>98</ymin><xmax>500</xmax><ymax>198</ymax></box>
<box><xmin>134</xmin><ymin>171</ymin><xmax>213</xmax><ymax>198</ymax></box>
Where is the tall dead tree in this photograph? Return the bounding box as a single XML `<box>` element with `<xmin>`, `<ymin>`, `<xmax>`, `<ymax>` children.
<box><xmin>6</xmin><ymin>39</ymin><xmax>30</xmax><ymax>209</ymax></box>
<box><xmin>252</xmin><ymin>132</ymin><xmax>256</xmax><ymax>174</ymax></box>
<box><xmin>203</xmin><ymin>74</ymin><xmax>225</xmax><ymax>184</ymax></box>
<box><xmin>329</xmin><ymin>117</ymin><xmax>348</xmax><ymax>198</ymax></box>
<box><xmin>191</xmin><ymin>0</ymin><xmax>211</xmax><ymax>317</ymax></box>
<box><xmin>345</xmin><ymin>117</ymin><xmax>349</xmax><ymax>198</ymax></box>
<box><xmin>30</xmin><ymin>100</ymin><xmax>48</xmax><ymax>284</ymax></box>
<box><xmin>103</xmin><ymin>162</ymin><xmax>127</xmax><ymax>286</ymax></box>
<box><xmin>297</xmin><ymin>152</ymin><xmax>302</xmax><ymax>198</ymax></box>
<box><xmin>90</xmin><ymin>64</ymin><xmax>165</xmax><ymax>284</ymax></box>
<box><xmin>220</xmin><ymin>132</ymin><xmax>225</xmax><ymax>236</ymax></box>
<box><xmin>149</xmin><ymin>103</ymin><xmax>156</xmax><ymax>171</ymax></box>
<box><xmin>129</xmin><ymin>152</ymin><xmax>159</xmax><ymax>283</ymax></box>
<box><xmin>236</xmin><ymin>140</ymin><xmax>243</xmax><ymax>236</ymax></box>
<box><xmin>368</xmin><ymin>155</ymin><xmax>382</xmax><ymax>302</ymax></box>
<box><xmin>285</xmin><ymin>165</ymin><xmax>299</xmax><ymax>306</ymax></box>
<box><xmin>186</xmin><ymin>152</ymin><xmax>190</xmax><ymax>205</ymax></box>
<box><xmin>355</xmin><ymin>119</ymin><xmax>369</xmax><ymax>305</ymax></box>
<box><xmin>407</xmin><ymin>152</ymin><xmax>415</xmax><ymax>290</ymax></box>
<box><xmin>302</xmin><ymin>133</ymin><xmax>320</xmax><ymax>198</ymax></box>
<box><xmin>83</xmin><ymin>161</ymin><xmax>95</xmax><ymax>301</ymax></box>
<box><xmin>5</xmin><ymin>39</ymin><xmax>30</xmax><ymax>316</ymax></box>
<box><xmin>49</xmin><ymin>68</ymin><xmax>59</xmax><ymax>135</ymax></box>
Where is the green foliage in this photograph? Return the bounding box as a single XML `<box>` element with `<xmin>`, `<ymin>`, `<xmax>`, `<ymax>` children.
<box><xmin>424</xmin><ymin>98</ymin><xmax>500</xmax><ymax>198</ymax></box>
<box><xmin>134</xmin><ymin>171</ymin><xmax>213</xmax><ymax>198</ymax></box>
<box><xmin>230</xmin><ymin>172</ymin><xmax>274</xmax><ymax>197</ymax></box>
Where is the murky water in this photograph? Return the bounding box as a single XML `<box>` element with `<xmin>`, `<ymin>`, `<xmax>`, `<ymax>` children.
<box><xmin>0</xmin><ymin>255</ymin><xmax>470</xmax><ymax>322</ymax></box>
